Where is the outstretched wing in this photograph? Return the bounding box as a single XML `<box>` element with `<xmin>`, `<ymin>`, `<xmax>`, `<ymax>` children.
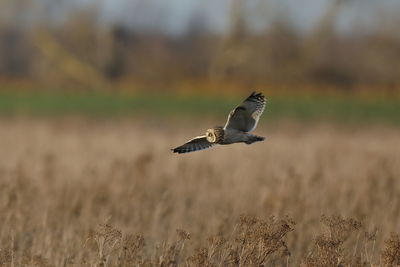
<box><xmin>172</xmin><ymin>136</ymin><xmax>214</xmax><ymax>154</ymax></box>
<box><xmin>224</xmin><ymin>92</ymin><xmax>266</xmax><ymax>132</ymax></box>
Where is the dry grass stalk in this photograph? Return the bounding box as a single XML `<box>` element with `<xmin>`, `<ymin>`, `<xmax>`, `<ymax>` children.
<box><xmin>188</xmin><ymin>215</ymin><xmax>294</xmax><ymax>267</ymax></box>
<box><xmin>381</xmin><ymin>233</ymin><xmax>400</xmax><ymax>266</ymax></box>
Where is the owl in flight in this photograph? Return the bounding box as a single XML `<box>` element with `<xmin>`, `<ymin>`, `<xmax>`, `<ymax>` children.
<box><xmin>172</xmin><ymin>92</ymin><xmax>266</xmax><ymax>154</ymax></box>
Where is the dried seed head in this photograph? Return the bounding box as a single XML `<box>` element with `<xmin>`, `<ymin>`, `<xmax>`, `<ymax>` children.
<box><xmin>176</xmin><ymin>229</ymin><xmax>191</xmax><ymax>241</ymax></box>
<box><xmin>381</xmin><ymin>232</ymin><xmax>400</xmax><ymax>265</ymax></box>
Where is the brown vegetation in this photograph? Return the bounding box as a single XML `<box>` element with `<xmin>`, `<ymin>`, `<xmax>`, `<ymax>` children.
<box><xmin>0</xmin><ymin>118</ymin><xmax>399</xmax><ymax>266</ymax></box>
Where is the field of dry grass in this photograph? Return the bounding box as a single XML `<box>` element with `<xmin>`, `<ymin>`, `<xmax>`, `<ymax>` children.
<box><xmin>0</xmin><ymin>118</ymin><xmax>399</xmax><ymax>266</ymax></box>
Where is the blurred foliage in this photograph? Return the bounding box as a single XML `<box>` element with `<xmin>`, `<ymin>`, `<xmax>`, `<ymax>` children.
<box><xmin>0</xmin><ymin>0</ymin><xmax>400</xmax><ymax>96</ymax></box>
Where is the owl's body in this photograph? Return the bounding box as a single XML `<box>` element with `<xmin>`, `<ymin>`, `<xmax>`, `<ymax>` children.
<box><xmin>172</xmin><ymin>92</ymin><xmax>266</xmax><ymax>154</ymax></box>
<box><xmin>206</xmin><ymin>127</ymin><xmax>264</xmax><ymax>145</ymax></box>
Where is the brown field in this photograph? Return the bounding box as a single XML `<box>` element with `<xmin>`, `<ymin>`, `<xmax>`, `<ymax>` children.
<box><xmin>0</xmin><ymin>118</ymin><xmax>399</xmax><ymax>266</ymax></box>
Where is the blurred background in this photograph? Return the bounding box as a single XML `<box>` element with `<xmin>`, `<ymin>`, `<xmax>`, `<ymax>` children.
<box><xmin>1</xmin><ymin>0</ymin><xmax>400</xmax><ymax>121</ymax></box>
<box><xmin>1</xmin><ymin>1</ymin><xmax>400</xmax><ymax>266</ymax></box>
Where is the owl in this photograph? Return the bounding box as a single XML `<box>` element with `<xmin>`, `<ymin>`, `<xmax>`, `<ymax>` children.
<box><xmin>172</xmin><ymin>92</ymin><xmax>266</xmax><ymax>154</ymax></box>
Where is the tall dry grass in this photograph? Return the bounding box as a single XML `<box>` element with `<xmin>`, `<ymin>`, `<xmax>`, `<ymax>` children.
<box><xmin>0</xmin><ymin>118</ymin><xmax>399</xmax><ymax>266</ymax></box>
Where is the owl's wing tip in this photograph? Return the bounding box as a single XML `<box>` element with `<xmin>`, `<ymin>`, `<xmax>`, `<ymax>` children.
<box><xmin>171</xmin><ymin>148</ymin><xmax>186</xmax><ymax>154</ymax></box>
<box><xmin>248</xmin><ymin>91</ymin><xmax>265</xmax><ymax>99</ymax></box>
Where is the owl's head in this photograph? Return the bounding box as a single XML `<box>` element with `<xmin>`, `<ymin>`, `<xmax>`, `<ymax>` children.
<box><xmin>206</xmin><ymin>127</ymin><xmax>224</xmax><ymax>144</ymax></box>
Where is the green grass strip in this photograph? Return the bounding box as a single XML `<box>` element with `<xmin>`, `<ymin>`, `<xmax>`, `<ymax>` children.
<box><xmin>0</xmin><ymin>91</ymin><xmax>399</xmax><ymax>124</ymax></box>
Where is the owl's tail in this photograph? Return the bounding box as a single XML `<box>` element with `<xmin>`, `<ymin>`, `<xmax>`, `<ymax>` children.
<box><xmin>245</xmin><ymin>135</ymin><xmax>265</xmax><ymax>144</ymax></box>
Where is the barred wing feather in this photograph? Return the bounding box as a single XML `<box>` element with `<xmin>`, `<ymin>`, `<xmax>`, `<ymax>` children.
<box><xmin>224</xmin><ymin>92</ymin><xmax>266</xmax><ymax>132</ymax></box>
<box><xmin>172</xmin><ymin>136</ymin><xmax>214</xmax><ymax>154</ymax></box>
